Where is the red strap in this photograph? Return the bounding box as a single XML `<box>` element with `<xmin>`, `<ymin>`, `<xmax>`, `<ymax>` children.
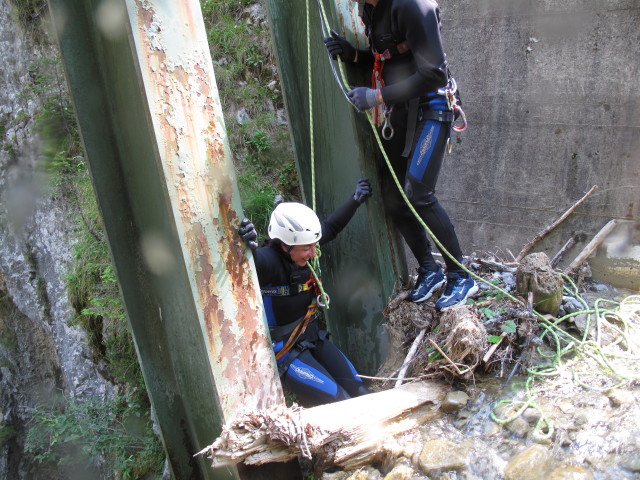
<box><xmin>372</xmin><ymin>52</ymin><xmax>386</xmax><ymax>125</ymax></box>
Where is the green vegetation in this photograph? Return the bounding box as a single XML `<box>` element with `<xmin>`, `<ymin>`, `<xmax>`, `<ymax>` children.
<box><xmin>20</xmin><ymin>54</ymin><xmax>164</xmax><ymax>477</ymax></box>
<box><xmin>0</xmin><ymin>424</ymin><xmax>16</xmax><ymax>448</ymax></box>
<box><xmin>7</xmin><ymin>0</ymin><xmax>49</xmax><ymax>42</ymax></box>
<box><xmin>24</xmin><ymin>394</ymin><xmax>164</xmax><ymax>479</ymax></box>
<box><xmin>201</xmin><ymin>0</ymin><xmax>300</xmax><ymax>236</ymax></box>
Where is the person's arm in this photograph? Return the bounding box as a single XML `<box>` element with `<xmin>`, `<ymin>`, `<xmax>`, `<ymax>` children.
<box><xmin>380</xmin><ymin>0</ymin><xmax>448</xmax><ymax>105</ymax></box>
<box><xmin>319</xmin><ymin>178</ymin><xmax>372</xmax><ymax>245</ymax></box>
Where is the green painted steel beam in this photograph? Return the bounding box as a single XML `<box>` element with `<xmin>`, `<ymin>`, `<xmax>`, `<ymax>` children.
<box><xmin>264</xmin><ymin>0</ymin><xmax>407</xmax><ymax>373</ymax></box>
<box><xmin>47</xmin><ymin>1</ymin><xmax>288</xmax><ymax>478</ymax></box>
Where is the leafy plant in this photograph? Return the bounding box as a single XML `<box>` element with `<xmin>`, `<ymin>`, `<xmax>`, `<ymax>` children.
<box><xmin>24</xmin><ymin>394</ymin><xmax>164</xmax><ymax>478</ymax></box>
<box><xmin>246</xmin><ymin>129</ymin><xmax>272</xmax><ymax>152</ymax></box>
<box><xmin>500</xmin><ymin>320</ymin><xmax>517</xmax><ymax>334</ymax></box>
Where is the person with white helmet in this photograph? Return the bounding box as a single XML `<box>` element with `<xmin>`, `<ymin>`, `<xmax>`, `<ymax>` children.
<box><xmin>238</xmin><ymin>178</ymin><xmax>372</xmax><ymax>406</ymax></box>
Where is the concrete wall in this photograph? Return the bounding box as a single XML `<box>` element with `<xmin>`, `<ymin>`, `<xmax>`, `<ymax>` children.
<box><xmin>434</xmin><ymin>0</ymin><xmax>639</xmax><ymax>285</ymax></box>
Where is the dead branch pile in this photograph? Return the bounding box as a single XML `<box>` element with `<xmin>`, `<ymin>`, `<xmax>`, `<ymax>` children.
<box><xmin>197</xmin><ymin>381</ymin><xmax>448</xmax><ymax>471</ymax></box>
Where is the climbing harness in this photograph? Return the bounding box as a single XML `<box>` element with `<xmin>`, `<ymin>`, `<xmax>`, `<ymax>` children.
<box><xmin>274</xmin><ymin>302</ymin><xmax>318</xmax><ymax>361</ymax></box>
<box><xmin>260</xmin><ymin>281</ymin><xmax>315</xmax><ymax>297</ymax></box>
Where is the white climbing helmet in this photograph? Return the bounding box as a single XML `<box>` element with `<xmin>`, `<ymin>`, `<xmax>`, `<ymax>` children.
<box><xmin>268</xmin><ymin>202</ymin><xmax>322</xmax><ymax>246</ymax></box>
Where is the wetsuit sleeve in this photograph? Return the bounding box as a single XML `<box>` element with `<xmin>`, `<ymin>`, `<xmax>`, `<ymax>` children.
<box><xmin>319</xmin><ymin>196</ymin><xmax>361</xmax><ymax>245</ymax></box>
<box><xmin>380</xmin><ymin>0</ymin><xmax>448</xmax><ymax>105</ymax></box>
<box><xmin>252</xmin><ymin>247</ymin><xmax>273</xmax><ymax>284</ymax></box>
<box><xmin>355</xmin><ymin>48</ymin><xmax>374</xmax><ymax>68</ymax></box>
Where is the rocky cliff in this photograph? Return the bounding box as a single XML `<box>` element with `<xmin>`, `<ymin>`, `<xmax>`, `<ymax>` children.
<box><xmin>0</xmin><ymin>1</ymin><xmax>114</xmax><ymax>477</ymax></box>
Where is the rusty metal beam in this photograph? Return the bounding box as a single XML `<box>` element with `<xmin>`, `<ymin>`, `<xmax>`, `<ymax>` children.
<box><xmin>47</xmin><ymin>0</ymin><xmax>287</xmax><ymax>478</ymax></box>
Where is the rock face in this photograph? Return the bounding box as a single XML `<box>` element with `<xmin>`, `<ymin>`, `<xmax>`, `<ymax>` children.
<box><xmin>0</xmin><ymin>2</ymin><xmax>113</xmax><ymax>477</ymax></box>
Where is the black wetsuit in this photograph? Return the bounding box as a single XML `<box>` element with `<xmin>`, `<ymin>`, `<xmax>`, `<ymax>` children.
<box><xmin>254</xmin><ymin>197</ymin><xmax>369</xmax><ymax>406</ymax></box>
<box><xmin>357</xmin><ymin>0</ymin><xmax>465</xmax><ymax>275</ymax></box>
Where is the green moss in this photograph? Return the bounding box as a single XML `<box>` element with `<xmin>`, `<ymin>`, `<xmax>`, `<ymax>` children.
<box><xmin>0</xmin><ymin>424</ymin><xmax>16</xmax><ymax>448</ymax></box>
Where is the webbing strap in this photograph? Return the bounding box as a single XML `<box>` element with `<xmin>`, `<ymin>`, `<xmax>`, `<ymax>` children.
<box><xmin>274</xmin><ymin>303</ymin><xmax>318</xmax><ymax>361</ymax></box>
<box><xmin>402</xmin><ymin>97</ymin><xmax>420</xmax><ymax>157</ymax></box>
<box><xmin>261</xmin><ymin>283</ymin><xmax>313</xmax><ymax>297</ymax></box>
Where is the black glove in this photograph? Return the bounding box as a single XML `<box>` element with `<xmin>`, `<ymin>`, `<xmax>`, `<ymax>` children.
<box><xmin>347</xmin><ymin>87</ymin><xmax>380</xmax><ymax>111</ymax></box>
<box><xmin>353</xmin><ymin>178</ymin><xmax>372</xmax><ymax>204</ymax></box>
<box><xmin>238</xmin><ymin>218</ymin><xmax>258</xmax><ymax>250</ymax></box>
<box><xmin>323</xmin><ymin>29</ymin><xmax>356</xmax><ymax>63</ymax></box>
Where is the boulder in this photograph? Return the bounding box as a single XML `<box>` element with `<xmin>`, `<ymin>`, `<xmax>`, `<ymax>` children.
<box><xmin>504</xmin><ymin>444</ymin><xmax>552</xmax><ymax>480</ymax></box>
<box><xmin>418</xmin><ymin>439</ymin><xmax>469</xmax><ymax>474</ymax></box>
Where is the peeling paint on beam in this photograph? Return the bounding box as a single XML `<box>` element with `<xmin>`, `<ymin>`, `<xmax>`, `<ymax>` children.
<box><xmin>125</xmin><ymin>0</ymin><xmax>283</xmax><ymax>415</ymax></box>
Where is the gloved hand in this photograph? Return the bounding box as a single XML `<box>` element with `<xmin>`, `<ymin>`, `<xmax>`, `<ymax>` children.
<box><xmin>347</xmin><ymin>87</ymin><xmax>381</xmax><ymax>111</ymax></box>
<box><xmin>238</xmin><ymin>218</ymin><xmax>258</xmax><ymax>250</ymax></box>
<box><xmin>353</xmin><ymin>177</ymin><xmax>372</xmax><ymax>204</ymax></box>
<box><xmin>323</xmin><ymin>29</ymin><xmax>356</xmax><ymax>62</ymax></box>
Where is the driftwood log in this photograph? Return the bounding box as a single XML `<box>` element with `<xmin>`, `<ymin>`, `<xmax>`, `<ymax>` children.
<box><xmin>197</xmin><ymin>380</ymin><xmax>449</xmax><ymax>471</ymax></box>
<box><xmin>566</xmin><ymin>219</ymin><xmax>618</xmax><ymax>274</ymax></box>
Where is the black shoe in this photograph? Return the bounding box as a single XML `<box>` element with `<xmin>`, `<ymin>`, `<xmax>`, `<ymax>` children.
<box><xmin>408</xmin><ymin>266</ymin><xmax>446</xmax><ymax>302</ymax></box>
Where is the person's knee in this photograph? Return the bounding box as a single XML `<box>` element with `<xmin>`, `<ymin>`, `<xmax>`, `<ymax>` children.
<box><xmin>404</xmin><ymin>174</ymin><xmax>438</xmax><ymax>208</ymax></box>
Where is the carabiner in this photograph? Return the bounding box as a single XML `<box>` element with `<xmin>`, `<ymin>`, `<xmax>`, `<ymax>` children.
<box><xmin>317</xmin><ymin>293</ymin><xmax>330</xmax><ymax>308</ymax></box>
<box><xmin>452</xmin><ymin>105</ymin><xmax>467</xmax><ymax>132</ymax></box>
<box><xmin>381</xmin><ymin>112</ymin><xmax>394</xmax><ymax>140</ymax></box>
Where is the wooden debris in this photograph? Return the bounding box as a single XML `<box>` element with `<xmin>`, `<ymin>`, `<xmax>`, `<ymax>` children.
<box><xmin>482</xmin><ymin>332</ymin><xmax>507</xmax><ymax>364</ymax></box>
<box><xmin>515</xmin><ymin>185</ymin><xmax>598</xmax><ymax>262</ymax></box>
<box><xmin>477</xmin><ymin>258</ymin><xmax>517</xmax><ymax>273</ymax></box>
<box><xmin>196</xmin><ymin>381</ymin><xmax>448</xmax><ymax>471</ymax></box>
<box><xmin>566</xmin><ymin>219</ymin><xmax>618</xmax><ymax>275</ymax></box>
<box><xmin>395</xmin><ymin>328</ymin><xmax>426</xmax><ymax>387</ymax></box>
<box><xmin>550</xmin><ymin>236</ymin><xmax>577</xmax><ymax>268</ymax></box>
<box><xmin>516</xmin><ymin>253</ymin><xmax>563</xmax><ymax>315</ymax></box>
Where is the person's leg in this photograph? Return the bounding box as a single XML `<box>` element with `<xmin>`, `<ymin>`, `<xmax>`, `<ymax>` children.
<box><xmin>311</xmin><ymin>334</ymin><xmax>370</xmax><ymax>398</ymax></box>
<box><xmin>380</xmin><ymin>108</ymin><xmax>439</xmax><ymax>273</ymax></box>
<box><xmin>404</xmin><ymin>118</ymin><xmax>478</xmax><ymax>308</ymax></box>
<box><xmin>280</xmin><ymin>349</ymin><xmax>351</xmax><ymax>406</ymax></box>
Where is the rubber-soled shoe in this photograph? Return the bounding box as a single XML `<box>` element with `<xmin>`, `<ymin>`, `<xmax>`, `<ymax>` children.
<box><xmin>435</xmin><ymin>274</ymin><xmax>479</xmax><ymax>310</ymax></box>
<box><xmin>408</xmin><ymin>266</ymin><xmax>446</xmax><ymax>303</ymax></box>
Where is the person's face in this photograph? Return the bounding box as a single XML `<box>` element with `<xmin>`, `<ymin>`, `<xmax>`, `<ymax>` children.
<box><xmin>285</xmin><ymin>243</ymin><xmax>318</xmax><ymax>267</ymax></box>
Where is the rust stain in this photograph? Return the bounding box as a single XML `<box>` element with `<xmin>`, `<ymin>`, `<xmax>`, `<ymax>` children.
<box><xmin>132</xmin><ymin>0</ymin><xmax>280</xmax><ymax>403</ymax></box>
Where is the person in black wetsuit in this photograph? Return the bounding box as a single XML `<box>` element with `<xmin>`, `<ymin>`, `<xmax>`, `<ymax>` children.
<box><xmin>238</xmin><ymin>178</ymin><xmax>372</xmax><ymax>406</ymax></box>
<box><xmin>323</xmin><ymin>0</ymin><xmax>478</xmax><ymax>309</ymax></box>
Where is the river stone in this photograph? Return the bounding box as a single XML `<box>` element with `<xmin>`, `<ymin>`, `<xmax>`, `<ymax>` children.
<box><xmin>383</xmin><ymin>461</ymin><xmax>415</xmax><ymax>480</ymax></box>
<box><xmin>418</xmin><ymin>439</ymin><xmax>468</xmax><ymax>473</ymax></box>
<box><xmin>522</xmin><ymin>407</ymin><xmax>542</xmax><ymax>424</ymax></box>
<box><xmin>516</xmin><ymin>253</ymin><xmax>563</xmax><ymax>315</ymax></box>
<box><xmin>620</xmin><ymin>454</ymin><xmax>640</xmax><ymax>472</ymax></box>
<box><xmin>546</xmin><ymin>464</ymin><xmax>594</xmax><ymax>480</ymax></box>
<box><xmin>504</xmin><ymin>417</ymin><xmax>530</xmax><ymax>437</ymax></box>
<box><xmin>321</xmin><ymin>471</ymin><xmax>349</xmax><ymax>480</ymax></box>
<box><xmin>441</xmin><ymin>390</ymin><xmax>470</xmax><ymax>413</ymax></box>
<box><xmin>504</xmin><ymin>444</ymin><xmax>552</xmax><ymax>480</ymax></box>
<box><xmin>605</xmin><ymin>388</ymin><xmax>635</xmax><ymax>407</ymax></box>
